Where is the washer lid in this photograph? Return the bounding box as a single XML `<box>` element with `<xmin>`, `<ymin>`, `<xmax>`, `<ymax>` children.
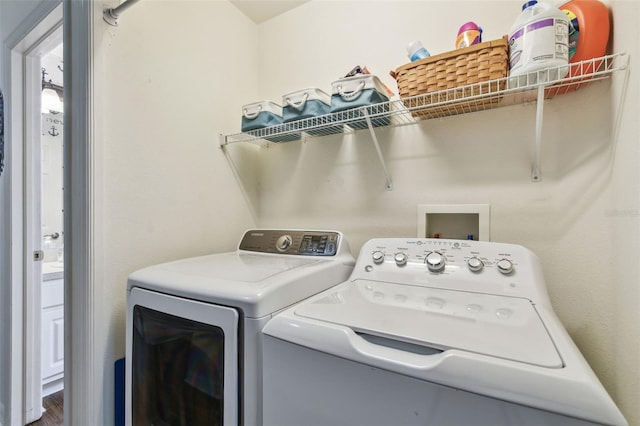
<box><xmin>294</xmin><ymin>279</ymin><xmax>563</xmax><ymax>368</ymax></box>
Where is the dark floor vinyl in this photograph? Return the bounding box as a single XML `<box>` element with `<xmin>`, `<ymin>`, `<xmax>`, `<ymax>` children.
<box><xmin>27</xmin><ymin>390</ymin><xmax>64</xmax><ymax>426</ymax></box>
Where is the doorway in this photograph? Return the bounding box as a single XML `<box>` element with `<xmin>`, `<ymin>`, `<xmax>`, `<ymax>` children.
<box><xmin>25</xmin><ymin>32</ymin><xmax>65</xmax><ymax>426</ymax></box>
<box><xmin>40</xmin><ymin>44</ymin><xmax>65</xmax><ymax>401</ymax></box>
<box><xmin>5</xmin><ymin>3</ymin><xmax>64</xmax><ymax>424</ymax></box>
<box><xmin>3</xmin><ymin>0</ymin><xmax>97</xmax><ymax>424</ymax></box>
<box><xmin>25</xmin><ymin>29</ymin><xmax>65</xmax><ymax>426</ymax></box>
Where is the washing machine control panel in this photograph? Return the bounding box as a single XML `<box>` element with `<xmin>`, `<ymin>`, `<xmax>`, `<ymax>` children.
<box><xmin>357</xmin><ymin>238</ymin><xmax>549</xmax><ymax>302</ymax></box>
<box><xmin>239</xmin><ymin>229</ymin><xmax>342</xmax><ymax>256</ymax></box>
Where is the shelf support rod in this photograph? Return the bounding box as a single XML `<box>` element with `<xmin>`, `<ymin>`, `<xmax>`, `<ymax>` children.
<box><xmin>364</xmin><ymin>111</ymin><xmax>393</xmax><ymax>191</ymax></box>
<box><xmin>531</xmin><ymin>85</ymin><xmax>545</xmax><ymax>182</ymax></box>
<box><xmin>217</xmin><ymin>134</ymin><xmax>258</xmax><ymax>223</ymax></box>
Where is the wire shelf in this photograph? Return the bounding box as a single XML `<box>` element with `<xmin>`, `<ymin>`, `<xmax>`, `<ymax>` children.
<box><xmin>221</xmin><ymin>53</ymin><xmax>628</xmax><ymax>147</ymax></box>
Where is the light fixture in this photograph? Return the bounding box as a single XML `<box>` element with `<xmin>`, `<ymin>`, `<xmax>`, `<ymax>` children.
<box><xmin>41</xmin><ymin>67</ymin><xmax>63</xmax><ymax>114</ymax></box>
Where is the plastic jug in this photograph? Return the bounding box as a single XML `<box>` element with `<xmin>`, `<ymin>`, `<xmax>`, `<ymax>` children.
<box><xmin>561</xmin><ymin>0</ymin><xmax>609</xmax><ymax>63</ymax></box>
<box><xmin>508</xmin><ymin>1</ymin><xmax>569</xmax><ymax>85</ymax></box>
<box><xmin>456</xmin><ymin>22</ymin><xmax>482</xmax><ymax>49</ymax></box>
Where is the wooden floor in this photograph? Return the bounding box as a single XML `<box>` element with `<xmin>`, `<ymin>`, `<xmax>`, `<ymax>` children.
<box><xmin>27</xmin><ymin>391</ymin><xmax>63</xmax><ymax>426</ymax></box>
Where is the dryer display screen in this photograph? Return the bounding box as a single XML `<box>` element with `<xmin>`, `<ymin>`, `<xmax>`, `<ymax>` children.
<box><xmin>299</xmin><ymin>234</ymin><xmax>336</xmax><ymax>255</ymax></box>
<box><xmin>239</xmin><ymin>229</ymin><xmax>340</xmax><ymax>256</ymax></box>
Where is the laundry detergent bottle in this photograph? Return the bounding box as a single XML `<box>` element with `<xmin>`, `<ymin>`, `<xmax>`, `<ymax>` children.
<box><xmin>508</xmin><ymin>1</ymin><xmax>569</xmax><ymax>85</ymax></box>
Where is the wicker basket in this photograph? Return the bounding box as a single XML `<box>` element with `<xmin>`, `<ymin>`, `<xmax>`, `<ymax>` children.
<box><xmin>392</xmin><ymin>37</ymin><xmax>509</xmax><ymax>119</ymax></box>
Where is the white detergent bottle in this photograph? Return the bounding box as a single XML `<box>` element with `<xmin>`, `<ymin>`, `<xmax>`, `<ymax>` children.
<box><xmin>508</xmin><ymin>0</ymin><xmax>569</xmax><ymax>86</ymax></box>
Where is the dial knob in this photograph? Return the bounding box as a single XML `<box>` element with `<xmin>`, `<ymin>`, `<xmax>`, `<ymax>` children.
<box><xmin>425</xmin><ymin>252</ymin><xmax>446</xmax><ymax>273</ymax></box>
<box><xmin>276</xmin><ymin>235</ymin><xmax>293</xmax><ymax>252</ymax></box>
<box><xmin>394</xmin><ymin>252</ymin><xmax>408</xmax><ymax>266</ymax></box>
<box><xmin>372</xmin><ymin>251</ymin><xmax>385</xmax><ymax>264</ymax></box>
<box><xmin>467</xmin><ymin>257</ymin><xmax>484</xmax><ymax>272</ymax></box>
<box><xmin>497</xmin><ymin>258</ymin><xmax>514</xmax><ymax>275</ymax></box>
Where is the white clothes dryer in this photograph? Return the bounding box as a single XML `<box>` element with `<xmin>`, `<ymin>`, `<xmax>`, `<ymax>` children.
<box><xmin>125</xmin><ymin>229</ymin><xmax>354</xmax><ymax>426</ymax></box>
<box><xmin>263</xmin><ymin>237</ymin><xmax>627</xmax><ymax>426</ymax></box>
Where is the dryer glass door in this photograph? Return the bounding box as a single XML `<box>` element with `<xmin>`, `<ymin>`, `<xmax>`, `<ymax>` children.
<box><xmin>127</xmin><ymin>288</ymin><xmax>239</xmax><ymax>426</ymax></box>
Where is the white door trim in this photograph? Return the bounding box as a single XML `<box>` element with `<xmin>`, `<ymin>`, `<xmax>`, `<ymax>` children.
<box><xmin>63</xmin><ymin>1</ymin><xmax>99</xmax><ymax>424</ymax></box>
<box><xmin>25</xmin><ymin>23</ymin><xmax>64</xmax><ymax>424</ymax></box>
<box><xmin>5</xmin><ymin>2</ymin><xmax>62</xmax><ymax>424</ymax></box>
<box><xmin>24</xmin><ymin>51</ymin><xmax>44</xmax><ymax>425</ymax></box>
<box><xmin>6</xmin><ymin>1</ymin><xmax>98</xmax><ymax>423</ymax></box>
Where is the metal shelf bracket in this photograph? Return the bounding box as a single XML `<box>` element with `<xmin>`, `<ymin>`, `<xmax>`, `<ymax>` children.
<box><xmin>532</xmin><ymin>85</ymin><xmax>544</xmax><ymax>182</ymax></box>
<box><xmin>364</xmin><ymin>111</ymin><xmax>393</xmax><ymax>191</ymax></box>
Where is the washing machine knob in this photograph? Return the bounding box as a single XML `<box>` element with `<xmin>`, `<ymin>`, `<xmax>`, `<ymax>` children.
<box><xmin>371</xmin><ymin>251</ymin><xmax>385</xmax><ymax>264</ymax></box>
<box><xmin>425</xmin><ymin>252</ymin><xmax>446</xmax><ymax>273</ymax></box>
<box><xmin>467</xmin><ymin>257</ymin><xmax>484</xmax><ymax>272</ymax></box>
<box><xmin>394</xmin><ymin>252</ymin><xmax>408</xmax><ymax>266</ymax></box>
<box><xmin>497</xmin><ymin>258</ymin><xmax>514</xmax><ymax>275</ymax></box>
<box><xmin>276</xmin><ymin>235</ymin><xmax>293</xmax><ymax>252</ymax></box>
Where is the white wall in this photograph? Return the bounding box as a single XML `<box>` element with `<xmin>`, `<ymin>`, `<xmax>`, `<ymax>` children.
<box><xmin>41</xmin><ymin>112</ymin><xmax>64</xmax><ymax>261</ymax></box>
<box><xmin>248</xmin><ymin>0</ymin><xmax>639</xmax><ymax>424</ymax></box>
<box><xmin>3</xmin><ymin>0</ymin><xmax>637</xmax><ymax>424</ymax></box>
<box><xmin>40</xmin><ymin>49</ymin><xmax>63</xmax><ymax>261</ymax></box>
<box><xmin>95</xmin><ymin>0</ymin><xmax>256</xmax><ymax>421</ymax></box>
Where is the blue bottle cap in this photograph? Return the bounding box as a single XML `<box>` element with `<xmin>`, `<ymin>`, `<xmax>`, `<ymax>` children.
<box><xmin>522</xmin><ymin>0</ymin><xmax>537</xmax><ymax>10</ymax></box>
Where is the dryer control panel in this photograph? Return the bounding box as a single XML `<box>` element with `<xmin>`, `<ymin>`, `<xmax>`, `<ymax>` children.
<box><xmin>354</xmin><ymin>238</ymin><xmax>551</xmax><ymax>305</ymax></box>
<box><xmin>239</xmin><ymin>229</ymin><xmax>343</xmax><ymax>256</ymax></box>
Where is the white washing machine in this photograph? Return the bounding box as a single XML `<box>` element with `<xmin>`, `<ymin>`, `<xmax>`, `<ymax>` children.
<box><xmin>125</xmin><ymin>229</ymin><xmax>354</xmax><ymax>426</ymax></box>
<box><xmin>263</xmin><ymin>237</ymin><xmax>627</xmax><ymax>426</ymax></box>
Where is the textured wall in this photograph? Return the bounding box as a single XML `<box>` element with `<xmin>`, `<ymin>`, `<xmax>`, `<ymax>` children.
<box><xmin>250</xmin><ymin>1</ymin><xmax>639</xmax><ymax>424</ymax></box>
<box><xmin>96</xmin><ymin>0</ymin><xmax>257</xmax><ymax>422</ymax></box>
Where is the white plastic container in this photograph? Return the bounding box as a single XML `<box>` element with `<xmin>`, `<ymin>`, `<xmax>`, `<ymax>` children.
<box><xmin>508</xmin><ymin>0</ymin><xmax>569</xmax><ymax>86</ymax></box>
<box><xmin>406</xmin><ymin>40</ymin><xmax>430</xmax><ymax>62</ymax></box>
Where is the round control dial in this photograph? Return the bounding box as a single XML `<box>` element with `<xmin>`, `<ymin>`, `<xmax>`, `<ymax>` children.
<box><xmin>467</xmin><ymin>257</ymin><xmax>484</xmax><ymax>272</ymax></box>
<box><xmin>394</xmin><ymin>252</ymin><xmax>408</xmax><ymax>266</ymax></box>
<box><xmin>276</xmin><ymin>235</ymin><xmax>293</xmax><ymax>252</ymax></box>
<box><xmin>371</xmin><ymin>251</ymin><xmax>385</xmax><ymax>264</ymax></box>
<box><xmin>497</xmin><ymin>258</ymin><xmax>514</xmax><ymax>275</ymax></box>
<box><xmin>425</xmin><ymin>251</ymin><xmax>446</xmax><ymax>273</ymax></box>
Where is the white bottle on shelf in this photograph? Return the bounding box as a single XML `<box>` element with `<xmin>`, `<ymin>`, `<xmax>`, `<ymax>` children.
<box><xmin>508</xmin><ymin>0</ymin><xmax>569</xmax><ymax>87</ymax></box>
<box><xmin>406</xmin><ymin>40</ymin><xmax>430</xmax><ymax>62</ymax></box>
